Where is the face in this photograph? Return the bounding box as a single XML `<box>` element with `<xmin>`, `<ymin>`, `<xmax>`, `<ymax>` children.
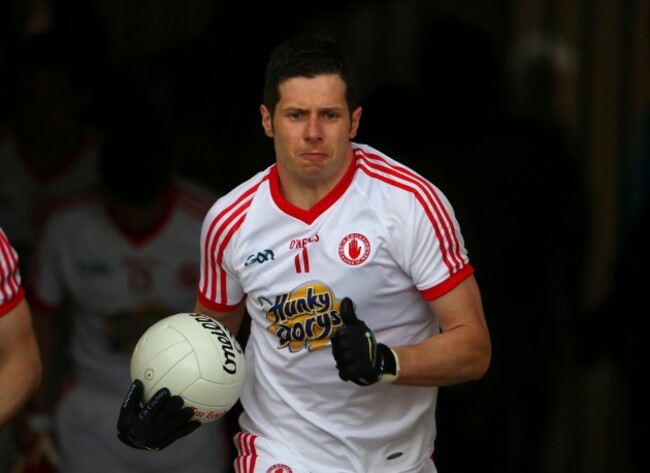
<box><xmin>261</xmin><ymin>74</ymin><xmax>362</xmax><ymax>195</ymax></box>
<box><xmin>107</xmin><ymin>192</ymin><xmax>169</xmax><ymax>236</ymax></box>
<box><xmin>18</xmin><ymin>68</ymin><xmax>85</xmax><ymax>150</ymax></box>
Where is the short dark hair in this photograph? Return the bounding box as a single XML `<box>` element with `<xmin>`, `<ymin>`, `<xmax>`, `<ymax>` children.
<box><xmin>262</xmin><ymin>35</ymin><xmax>359</xmax><ymax>116</ymax></box>
<box><xmin>100</xmin><ymin>105</ymin><xmax>172</xmax><ymax>206</ymax></box>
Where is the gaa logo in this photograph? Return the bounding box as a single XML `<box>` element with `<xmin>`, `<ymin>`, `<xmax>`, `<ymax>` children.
<box><xmin>245</xmin><ymin>249</ymin><xmax>275</xmax><ymax>266</ymax></box>
<box><xmin>338</xmin><ymin>232</ymin><xmax>371</xmax><ymax>266</ymax></box>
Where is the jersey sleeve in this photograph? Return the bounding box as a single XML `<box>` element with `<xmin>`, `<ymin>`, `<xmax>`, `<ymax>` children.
<box><xmin>0</xmin><ymin>227</ymin><xmax>25</xmax><ymax>317</ymax></box>
<box><xmin>402</xmin><ymin>179</ymin><xmax>473</xmax><ymax>300</ymax></box>
<box><xmin>353</xmin><ymin>143</ymin><xmax>473</xmax><ymax>301</ymax></box>
<box><xmin>197</xmin><ymin>196</ymin><xmax>246</xmax><ymax>311</ymax></box>
<box><xmin>197</xmin><ymin>170</ymin><xmax>271</xmax><ymax>311</ymax></box>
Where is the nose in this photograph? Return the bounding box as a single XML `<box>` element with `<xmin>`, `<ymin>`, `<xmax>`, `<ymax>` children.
<box><xmin>304</xmin><ymin>115</ymin><xmax>323</xmax><ymax>141</ymax></box>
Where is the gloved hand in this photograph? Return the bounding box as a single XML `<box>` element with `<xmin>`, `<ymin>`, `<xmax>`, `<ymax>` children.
<box><xmin>117</xmin><ymin>379</ymin><xmax>200</xmax><ymax>451</ymax></box>
<box><xmin>331</xmin><ymin>297</ymin><xmax>400</xmax><ymax>386</ymax></box>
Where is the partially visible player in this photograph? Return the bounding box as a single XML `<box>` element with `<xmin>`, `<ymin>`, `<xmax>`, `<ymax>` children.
<box><xmin>117</xmin><ymin>35</ymin><xmax>491</xmax><ymax>472</ymax></box>
<box><xmin>0</xmin><ymin>30</ymin><xmax>101</xmax><ymax>265</ymax></box>
<box><xmin>27</xmin><ymin>104</ymin><xmax>232</xmax><ymax>473</ymax></box>
<box><xmin>0</xmin><ymin>226</ymin><xmax>42</xmax><ymax>427</ymax></box>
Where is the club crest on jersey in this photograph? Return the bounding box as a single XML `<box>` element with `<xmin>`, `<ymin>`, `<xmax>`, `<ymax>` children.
<box><xmin>266</xmin><ymin>465</ymin><xmax>293</xmax><ymax>473</ymax></box>
<box><xmin>338</xmin><ymin>232</ymin><xmax>371</xmax><ymax>266</ymax></box>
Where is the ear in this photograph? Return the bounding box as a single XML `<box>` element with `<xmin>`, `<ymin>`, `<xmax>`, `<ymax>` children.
<box><xmin>261</xmin><ymin>104</ymin><xmax>273</xmax><ymax>137</ymax></box>
<box><xmin>349</xmin><ymin>106</ymin><xmax>362</xmax><ymax>139</ymax></box>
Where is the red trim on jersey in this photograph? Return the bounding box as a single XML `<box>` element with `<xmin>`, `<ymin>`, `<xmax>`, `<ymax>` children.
<box><xmin>0</xmin><ymin>229</ymin><xmax>23</xmax><ymax>315</ymax></box>
<box><xmin>234</xmin><ymin>432</ymin><xmax>258</xmax><ymax>473</ymax></box>
<box><xmin>209</xmin><ymin>211</ymin><xmax>246</xmax><ymax>304</ymax></box>
<box><xmin>104</xmin><ymin>190</ymin><xmax>175</xmax><ymax>247</ymax></box>
<box><xmin>202</xmin><ymin>174</ymin><xmax>269</xmax><ymax>304</ymax></box>
<box><xmin>38</xmin><ymin>187</ymin><xmax>99</xmax><ymax>235</ymax></box>
<box><xmin>421</xmin><ymin>264</ymin><xmax>474</xmax><ymax>300</ymax></box>
<box><xmin>0</xmin><ymin>287</ymin><xmax>24</xmax><ymax>317</ymax></box>
<box><xmin>197</xmin><ymin>291</ymin><xmax>242</xmax><ymax>312</ymax></box>
<box><xmin>354</xmin><ymin>148</ymin><xmax>466</xmax><ymax>275</ymax></box>
<box><xmin>268</xmin><ymin>156</ymin><xmax>356</xmax><ymax>224</ymax></box>
<box><xmin>175</xmin><ymin>184</ymin><xmax>214</xmax><ymax>219</ymax></box>
<box><xmin>14</xmin><ymin>124</ymin><xmax>98</xmax><ymax>183</ymax></box>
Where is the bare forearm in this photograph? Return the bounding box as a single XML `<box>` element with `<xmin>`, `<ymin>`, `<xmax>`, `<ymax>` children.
<box><xmin>0</xmin><ymin>355</ymin><xmax>41</xmax><ymax>426</ymax></box>
<box><xmin>0</xmin><ymin>300</ymin><xmax>42</xmax><ymax>426</ymax></box>
<box><xmin>390</xmin><ymin>275</ymin><xmax>491</xmax><ymax>387</ymax></box>
<box><xmin>391</xmin><ymin>325</ymin><xmax>491</xmax><ymax>387</ymax></box>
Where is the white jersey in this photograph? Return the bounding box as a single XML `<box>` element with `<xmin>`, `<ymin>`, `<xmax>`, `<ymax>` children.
<box><xmin>0</xmin><ymin>123</ymin><xmax>100</xmax><ymax>258</ymax></box>
<box><xmin>0</xmin><ymin>226</ymin><xmax>24</xmax><ymax>317</ymax></box>
<box><xmin>29</xmin><ymin>179</ymin><xmax>232</xmax><ymax>473</ymax></box>
<box><xmin>30</xmin><ymin>178</ymin><xmax>217</xmax><ymax>392</ymax></box>
<box><xmin>198</xmin><ymin>143</ymin><xmax>473</xmax><ymax>472</ymax></box>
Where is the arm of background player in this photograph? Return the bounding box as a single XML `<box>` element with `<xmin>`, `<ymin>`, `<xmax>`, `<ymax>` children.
<box><xmin>28</xmin><ymin>304</ymin><xmax>60</xmax><ymax>413</ymax></box>
<box><xmin>0</xmin><ymin>298</ymin><xmax>42</xmax><ymax>427</ymax></box>
<box><xmin>391</xmin><ymin>274</ymin><xmax>491</xmax><ymax>387</ymax></box>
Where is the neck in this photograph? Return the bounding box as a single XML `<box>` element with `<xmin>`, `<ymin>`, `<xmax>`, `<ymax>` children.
<box><xmin>277</xmin><ymin>149</ymin><xmax>354</xmax><ymax>211</ymax></box>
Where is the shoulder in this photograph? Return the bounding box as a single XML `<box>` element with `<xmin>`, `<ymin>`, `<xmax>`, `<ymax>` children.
<box><xmin>352</xmin><ymin>142</ymin><xmax>443</xmax><ymax>203</ymax></box>
<box><xmin>0</xmin><ymin>227</ymin><xmax>18</xmax><ymax>267</ymax></box>
<box><xmin>174</xmin><ymin>177</ymin><xmax>220</xmax><ymax>214</ymax></box>
<box><xmin>207</xmin><ymin>166</ymin><xmax>273</xmax><ymax>211</ymax></box>
<box><xmin>39</xmin><ymin>188</ymin><xmax>101</xmax><ymax>231</ymax></box>
<box><xmin>352</xmin><ymin>142</ymin><xmax>424</xmax><ymax>184</ymax></box>
<box><xmin>199</xmin><ymin>167</ymin><xmax>273</xmax><ymax>241</ymax></box>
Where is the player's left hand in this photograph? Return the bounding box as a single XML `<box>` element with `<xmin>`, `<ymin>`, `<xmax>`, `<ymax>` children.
<box><xmin>331</xmin><ymin>297</ymin><xmax>400</xmax><ymax>386</ymax></box>
<box><xmin>116</xmin><ymin>379</ymin><xmax>200</xmax><ymax>451</ymax></box>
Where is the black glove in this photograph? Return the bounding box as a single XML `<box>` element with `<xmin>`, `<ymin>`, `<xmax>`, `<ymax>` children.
<box><xmin>331</xmin><ymin>297</ymin><xmax>399</xmax><ymax>386</ymax></box>
<box><xmin>117</xmin><ymin>379</ymin><xmax>201</xmax><ymax>451</ymax></box>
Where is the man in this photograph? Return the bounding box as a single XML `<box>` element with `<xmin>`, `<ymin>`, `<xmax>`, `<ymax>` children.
<box><xmin>118</xmin><ymin>35</ymin><xmax>491</xmax><ymax>472</ymax></box>
<box><xmin>27</xmin><ymin>105</ymin><xmax>232</xmax><ymax>473</ymax></box>
<box><xmin>0</xmin><ymin>30</ymin><xmax>101</xmax><ymax>266</ymax></box>
<box><xmin>0</xmin><ymin>31</ymin><xmax>101</xmax><ymax>470</ymax></box>
<box><xmin>0</xmin><ymin>226</ymin><xmax>42</xmax><ymax>428</ymax></box>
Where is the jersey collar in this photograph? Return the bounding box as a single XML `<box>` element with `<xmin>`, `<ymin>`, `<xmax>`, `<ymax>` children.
<box><xmin>269</xmin><ymin>155</ymin><xmax>357</xmax><ymax>225</ymax></box>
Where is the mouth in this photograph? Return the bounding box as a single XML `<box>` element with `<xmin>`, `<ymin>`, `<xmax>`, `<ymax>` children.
<box><xmin>301</xmin><ymin>151</ymin><xmax>327</xmax><ymax>161</ymax></box>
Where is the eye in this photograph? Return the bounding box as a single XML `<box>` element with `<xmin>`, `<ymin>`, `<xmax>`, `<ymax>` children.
<box><xmin>322</xmin><ymin>111</ymin><xmax>339</xmax><ymax>121</ymax></box>
<box><xmin>287</xmin><ymin>111</ymin><xmax>304</xmax><ymax>121</ymax></box>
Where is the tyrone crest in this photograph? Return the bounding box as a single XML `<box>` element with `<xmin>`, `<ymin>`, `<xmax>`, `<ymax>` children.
<box><xmin>266</xmin><ymin>465</ymin><xmax>293</xmax><ymax>473</ymax></box>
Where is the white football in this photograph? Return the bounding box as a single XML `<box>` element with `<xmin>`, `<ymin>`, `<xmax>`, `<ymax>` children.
<box><xmin>130</xmin><ymin>312</ymin><xmax>245</xmax><ymax>423</ymax></box>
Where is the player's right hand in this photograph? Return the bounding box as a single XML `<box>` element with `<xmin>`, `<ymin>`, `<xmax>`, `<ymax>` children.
<box><xmin>116</xmin><ymin>379</ymin><xmax>200</xmax><ymax>451</ymax></box>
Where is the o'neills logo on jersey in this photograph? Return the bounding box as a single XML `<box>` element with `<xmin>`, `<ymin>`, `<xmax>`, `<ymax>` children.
<box><xmin>338</xmin><ymin>232</ymin><xmax>371</xmax><ymax>266</ymax></box>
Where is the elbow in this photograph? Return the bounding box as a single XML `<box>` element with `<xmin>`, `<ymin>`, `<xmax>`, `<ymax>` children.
<box><xmin>32</xmin><ymin>360</ymin><xmax>43</xmax><ymax>394</ymax></box>
<box><xmin>28</xmin><ymin>347</ymin><xmax>43</xmax><ymax>396</ymax></box>
<box><xmin>464</xmin><ymin>337</ymin><xmax>491</xmax><ymax>381</ymax></box>
<box><xmin>473</xmin><ymin>342</ymin><xmax>492</xmax><ymax>380</ymax></box>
